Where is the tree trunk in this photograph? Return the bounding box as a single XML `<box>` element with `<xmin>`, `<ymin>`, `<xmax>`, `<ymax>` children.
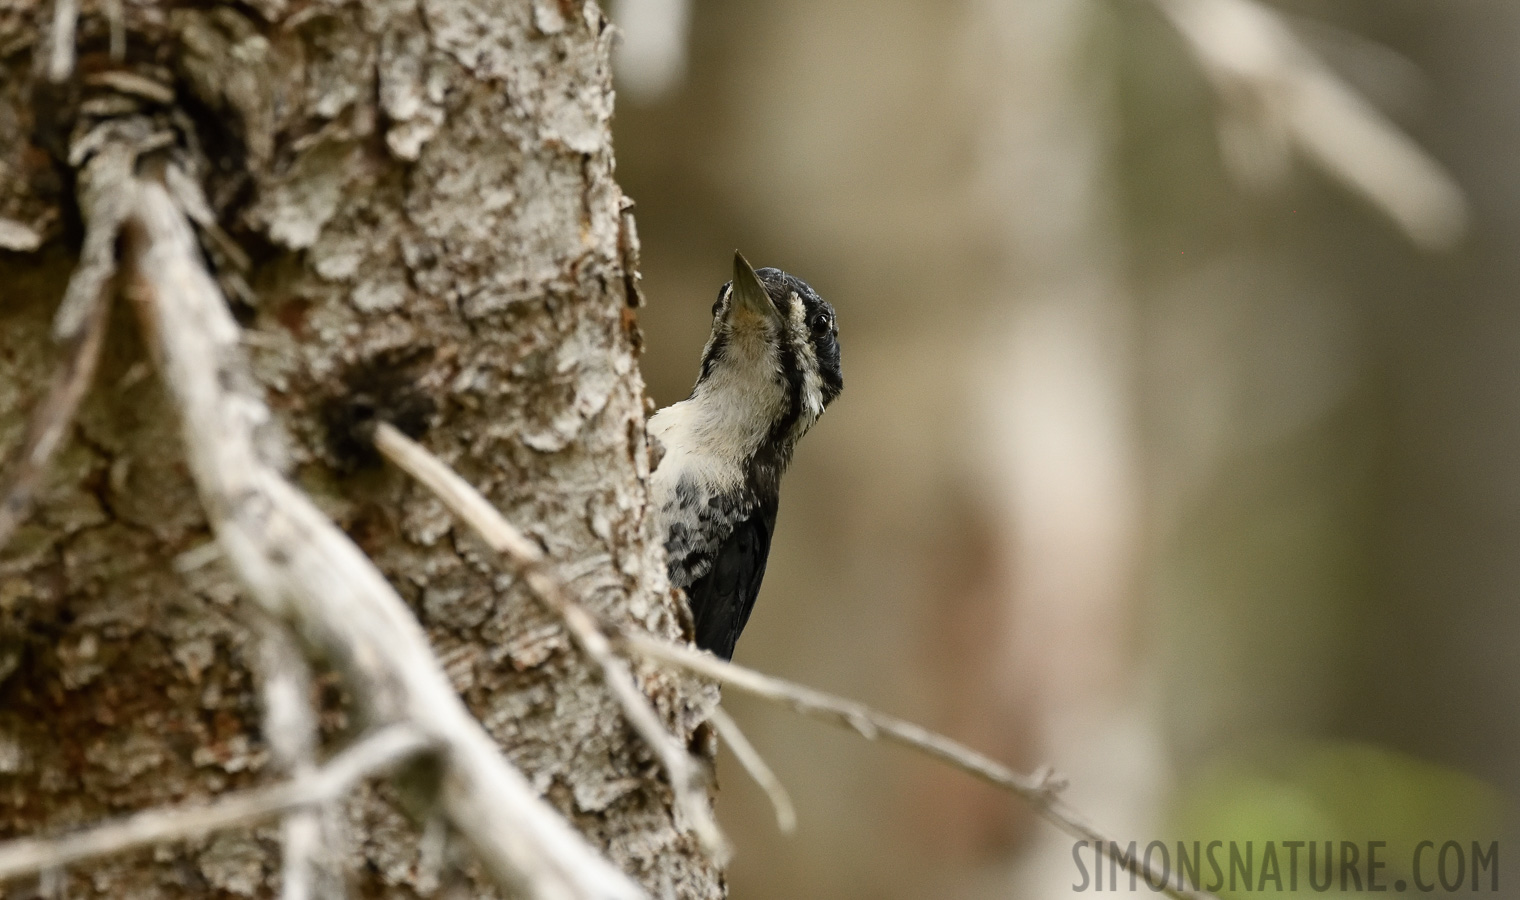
<box><xmin>0</xmin><ymin>2</ymin><xmax>719</xmax><ymax>897</ymax></box>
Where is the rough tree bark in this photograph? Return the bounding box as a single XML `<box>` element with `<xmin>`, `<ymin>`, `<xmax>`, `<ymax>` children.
<box><xmin>0</xmin><ymin>2</ymin><xmax>721</xmax><ymax>898</ymax></box>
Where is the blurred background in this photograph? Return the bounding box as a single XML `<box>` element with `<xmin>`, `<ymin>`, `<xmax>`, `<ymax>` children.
<box><xmin>609</xmin><ymin>0</ymin><xmax>1515</xmax><ymax>896</ymax></box>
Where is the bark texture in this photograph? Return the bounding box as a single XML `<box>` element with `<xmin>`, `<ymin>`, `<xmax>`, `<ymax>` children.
<box><xmin>0</xmin><ymin>1</ymin><xmax>720</xmax><ymax>897</ymax></box>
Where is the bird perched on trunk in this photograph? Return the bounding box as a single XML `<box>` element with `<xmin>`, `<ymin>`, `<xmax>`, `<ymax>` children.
<box><xmin>649</xmin><ymin>252</ymin><xmax>843</xmax><ymax>659</ymax></box>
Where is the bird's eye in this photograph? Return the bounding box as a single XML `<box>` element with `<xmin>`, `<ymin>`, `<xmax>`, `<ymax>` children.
<box><xmin>712</xmin><ymin>286</ymin><xmax>728</xmax><ymax>318</ymax></box>
<box><xmin>810</xmin><ymin>312</ymin><xmax>832</xmax><ymax>333</ymax></box>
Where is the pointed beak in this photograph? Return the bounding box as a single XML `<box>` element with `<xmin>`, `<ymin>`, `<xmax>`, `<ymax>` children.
<box><xmin>731</xmin><ymin>251</ymin><xmax>779</xmax><ymax>324</ymax></box>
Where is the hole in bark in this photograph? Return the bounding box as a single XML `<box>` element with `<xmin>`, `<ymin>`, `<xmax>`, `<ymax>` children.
<box><xmin>321</xmin><ymin>347</ymin><xmax>439</xmax><ymax>471</ymax></box>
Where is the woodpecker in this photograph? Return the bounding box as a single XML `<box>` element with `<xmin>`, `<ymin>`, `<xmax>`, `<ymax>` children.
<box><xmin>650</xmin><ymin>252</ymin><xmax>842</xmax><ymax>659</ymax></box>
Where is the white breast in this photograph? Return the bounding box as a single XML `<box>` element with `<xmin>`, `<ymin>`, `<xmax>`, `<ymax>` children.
<box><xmin>649</xmin><ymin>401</ymin><xmax>746</xmax><ymax>502</ymax></box>
<box><xmin>649</xmin><ymin>322</ymin><xmax>787</xmax><ymax>500</ymax></box>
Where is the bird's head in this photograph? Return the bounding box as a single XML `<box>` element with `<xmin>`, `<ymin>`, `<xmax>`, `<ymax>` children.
<box><xmin>695</xmin><ymin>252</ymin><xmax>842</xmax><ymax>443</ymax></box>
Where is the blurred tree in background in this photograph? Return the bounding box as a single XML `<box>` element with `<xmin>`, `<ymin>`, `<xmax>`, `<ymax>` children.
<box><xmin>614</xmin><ymin>0</ymin><xmax>1513</xmax><ymax>896</ymax></box>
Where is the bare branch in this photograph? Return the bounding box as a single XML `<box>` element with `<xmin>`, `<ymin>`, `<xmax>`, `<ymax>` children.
<box><xmin>257</xmin><ymin>623</ymin><xmax>343</xmax><ymax>900</ymax></box>
<box><xmin>54</xmin><ymin>138</ymin><xmax>137</xmax><ymax>342</ymax></box>
<box><xmin>102</xmin><ymin>0</ymin><xmax>125</xmax><ymax>61</ymax></box>
<box><xmin>371</xmin><ymin>423</ymin><xmax>543</xmax><ymax>562</ymax></box>
<box><xmin>625</xmin><ymin>634</ymin><xmax>1219</xmax><ymax>900</ymax></box>
<box><xmin>1154</xmin><ymin>0</ymin><xmax>1467</xmax><ymax>250</ymax></box>
<box><xmin>708</xmin><ymin>706</ymin><xmax>795</xmax><ymax>835</ymax></box>
<box><xmin>0</xmin><ymin>134</ymin><xmax>158</xmax><ymax>553</ymax></box>
<box><xmin>624</xmin><ymin>634</ymin><xmax>1057</xmax><ymax>798</ymax></box>
<box><xmin>372</xmin><ymin>422</ymin><xmax>729</xmax><ymax>862</ymax></box>
<box><xmin>44</xmin><ymin>0</ymin><xmax>78</xmax><ymax>84</ymax></box>
<box><xmin>0</xmin><ymin>725</ymin><xmax>429</xmax><ymax>884</ymax></box>
<box><xmin>0</xmin><ymin>279</ymin><xmax>108</xmax><ymax>550</ymax></box>
<box><xmin>258</xmin><ymin>623</ymin><xmax>319</xmax><ymax>779</ymax></box>
<box><xmin>114</xmin><ymin>168</ymin><xmax>647</xmax><ymax>900</ymax></box>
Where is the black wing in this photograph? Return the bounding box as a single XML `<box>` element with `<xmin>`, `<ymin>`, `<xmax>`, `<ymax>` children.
<box><xmin>686</xmin><ymin>498</ymin><xmax>777</xmax><ymax>659</ymax></box>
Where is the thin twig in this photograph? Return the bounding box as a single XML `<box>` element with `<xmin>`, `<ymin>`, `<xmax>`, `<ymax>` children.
<box><xmin>415</xmin><ymin>812</ymin><xmax>449</xmax><ymax>896</ymax></box>
<box><xmin>258</xmin><ymin>622</ymin><xmax>318</xmax><ymax>778</ymax></box>
<box><xmin>625</xmin><ymin>633</ymin><xmax>1218</xmax><ymax>900</ymax></box>
<box><xmin>0</xmin><ymin>725</ymin><xmax>429</xmax><ymax>884</ymax></box>
<box><xmin>45</xmin><ymin>0</ymin><xmax>78</xmax><ymax>84</ymax></box>
<box><xmin>0</xmin><ymin>132</ymin><xmax>152</xmax><ymax>554</ymax></box>
<box><xmin>708</xmin><ymin>706</ymin><xmax>795</xmax><ymax>835</ymax></box>
<box><xmin>257</xmin><ymin>623</ymin><xmax>340</xmax><ymax>900</ymax></box>
<box><xmin>54</xmin><ymin>139</ymin><xmax>137</xmax><ymax>342</ymax></box>
<box><xmin>372</xmin><ymin>422</ymin><xmax>729</xmax><ymax>862</ymax></box>
<box><xmin>624</xmin><ymin>634</ymin><xmax>1058</xmax><ymax>798</ymax></box>
<box><xmin>103</xmin><ymin>0</ymin><xmax>125</xmax><ymax>61</ymax></box>
<box><xmin>0</xmin><ymin>288</ymin><xmax>109</xmax><ymax>551</ymax></box>
<box><xmin>116</xmin><ymin>166</ymin><xmax>646</xmax><ymax>900</ymax></box>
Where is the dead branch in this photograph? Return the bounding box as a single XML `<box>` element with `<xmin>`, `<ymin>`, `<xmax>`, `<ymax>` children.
<box><xmin>1153</xmin><ymin>0</ymin><xmax>1467</xmax><ymax>250</ymax></box>
<box><xmin>708</xmin><ymin>706</ymin><xmax>795</xmax><ymax>835</ymax></box>
<box><xmin>0</xmin><ymin>281</ymin><xmax>108</xmax><ymax>550</ymax></box>
<box><xmin>43</xmin><ymin>0</ymin><xmax>78</xmax><ymax>85</ymax></box>
<box><xmin>0</xmin><ymin>725</ymin><xmax>428</xmax><ymax>884</ymax></box>
<box><xmin>370</xmin><ymin>395</ymin><xmax>1201</xmax><ymax>894</ymax></box>
<box><xmin>53</xmin><ymin>137</ymin><xmax>136</xmax><ymax>341</ymax></box>
<box><xmin>257</xmin><ymin>623</ymin><xmax>343</xmax><ymax>900</ymax></box>
<box><xmin>625</xmin><ymin>633</ymin><xmax>1219</xmax><ymax>900</ymax></box>
<box><xmin>109</xmin><ymin>159</ymin><xmax>647</xmax><ymax>899</ymax></box>
<box><xmin>0</xmin><ymin>134</ymin><xmax>148</xmax><ymax>553</ymax></box>
<box><xmin>371</xmin><ymin>422</ymin><xmax>729</xmax><ymax>861</ymax></box>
